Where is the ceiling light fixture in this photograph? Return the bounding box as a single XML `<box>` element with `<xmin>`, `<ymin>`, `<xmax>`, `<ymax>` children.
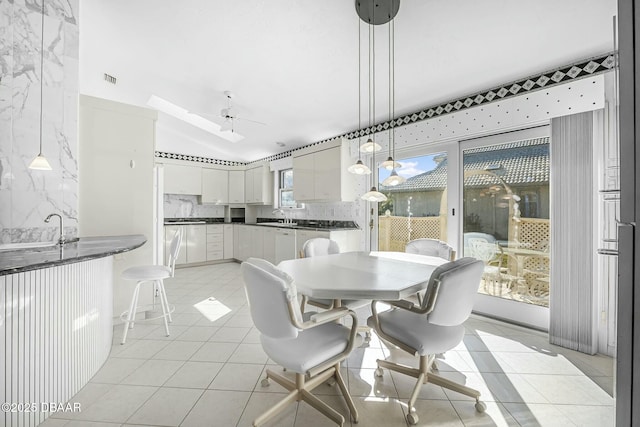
<box><xmin>29</xmin><ymin>0</ymin><xmax>52</xmax><ymax>171</ymax></box>
<box><xmin>348</xmin><ymin>17</ymin><xmax>372</xmax><ymax>176</ymax></box>
<box><xmin>381</xmin><ymin>12</ymin><xmax>406</xmax><ymax>187</ymax></box>
<box><xmin>360</xmin><ymin>1</ymin><xmax>387</xmax><ymax>203</ymax></box>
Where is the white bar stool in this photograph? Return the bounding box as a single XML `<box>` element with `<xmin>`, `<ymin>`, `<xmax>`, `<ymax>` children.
<box><xmin>120</xmin><ymin>229</ymin><xmax>182</xmax><ymax>344</ymax></box>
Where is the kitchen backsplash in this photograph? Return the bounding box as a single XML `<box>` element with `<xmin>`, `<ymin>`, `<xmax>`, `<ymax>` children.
<box><xmin>256</xmin><ymin>201</ymin><xmax>365</xmax><ymax>227</ymax></box>
<box><xmin>164</xmin><ymin>194</ymin><xmax>225</xmax><ymax>218</ymax></box>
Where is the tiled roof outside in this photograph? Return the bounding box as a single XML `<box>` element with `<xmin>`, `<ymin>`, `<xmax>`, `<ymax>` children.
<box><xmin>381</xmin><ymin>137</ymin><xmax>549</xmax><ymax>192</ymax></box>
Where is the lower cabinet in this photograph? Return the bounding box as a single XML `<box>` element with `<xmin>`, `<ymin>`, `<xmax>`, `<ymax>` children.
<box><xmin>206</xmin><ymin>224</ymin><xmax>224</xmax><ymax>261</ymax></box>
<box><xmin>186</xmin><ymin>224</ymin><xmax>207</xmax><ymax>264</ymax></box>
<box><xmin>165</xmin><ymin>223</ymin><xmax>234</xmax><ymax>265</ymax></box>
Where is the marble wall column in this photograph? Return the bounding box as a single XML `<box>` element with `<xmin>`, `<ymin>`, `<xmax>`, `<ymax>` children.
<box><xmin>0</xmin><ymin>0</ymin><xmax>79</xmax><ymax>243</ymax></box>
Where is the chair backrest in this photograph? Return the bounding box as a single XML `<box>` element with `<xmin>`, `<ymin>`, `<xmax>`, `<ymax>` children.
<box><xmin>405</xmin><ymin>238</ymin><xmax>455</xmax><ymax>261</ymax></box>
<box><xmin>424</xmin><ymin>257</ymin><xmax>484</xmax><ymax>326</ymax></box>
<box><xmin>167</xmin><ymin>228</ymin><xmax>183</xmax><ymax>276</ymax></box>
<box><xmin>241</xmin><ymin>258</ymin><xmax>302</xmax><ymax>340</ymax></box>
<box><xmin>467</xmin><ymin>238</ymin><xmax>500</xmax><ymax>264</ymax></box>
<box><xmin>302</xmin><ymin>238</ymin><xmax>340</xmax><ymax>257</ymax></box>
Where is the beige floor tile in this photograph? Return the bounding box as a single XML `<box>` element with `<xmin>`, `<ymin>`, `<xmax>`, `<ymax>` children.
<box><xmin>120</xmin><ymin>359</ymin><xmax>185</xmax><ymax>386</ymax></box>
<box><xmin>347</xmin><ymin>367</ymin><xmax>399</xmax><ymax>399</ymax></box>
<box><xmin>152</xmin><ymin>340</ymin><xmax>205</xmax><ymax>360</ymax></box>
<box><xmin>236</xmin><ymin>392</ymin><xmax>297</xmax><ymax>427</ymax></box>
<box><xmin>209</xmin><ymin>326</ymin><xmax>252</xmax><ymax>343</ymax></box>
<box><xmin>387</xmin><ymin>370</ymin><xmax>449</xmax><ymax>401</ymax></box>
<box><xmin>554</xmin><ymin>403</ymin><xmax>614</xmax><ymax>426</ymax></box>
<box><xmin>190</xmin><ymin>341</ymin><xmax>238</xmax><ymax>362</ymax></box>
<box><xmin>113</xmin><ymin>339</ymin><xmax>170</xmax><ymax>359</ymax></box>
<box><xmin>73</xmin><ymin>384</ymin><xmax>157</xmax><ymax>423</ymax></box>
<box><xmin>347</xmin><ymin>396</ymin><xmax>410</xmax><ymax>427</ymax></box>
<box><xmin>224</xmin><ymin>314</ymin><xmax>255</xmax><ymax>327</ymax></box>
<box><xmin>181</xmin><ymin>390</ymin><xmax>251</xmax><ymax>427</ymax></box>
<box><xmin>502</xmin><ymin>402</ymin><xmax>575</xmax><ymax>426</ymax></box>
<box><xmin>209</xmin><ymin>362</ymin><xmax>265</xmax><ymax>391</ymax></box>
<box><xmin>175</xmin><ymin>325</ymin><xmax>219</xmax><ymax>341</ymax></box>
<box><xmin>450</xmin><ymin>400</ymin><xmax>520</xmax><ymax>426</ymax></box>
<box><xmin>229</xmin><ymin>342</ymin><xmax>269</xmax><ymax>364</ymax></box>
<box><xmin>90</xmin><ymin>358</ymin><xmax>147</xmax><ymax>384</ymax></box>
<box><xmin>38</xmin><ymin>418</ymin><xmax>70</xmax><ymax>426</ymax></box>
<box><xmin>141</xmin><ymin>324</ymin><xmax>190</xmax><ymax>341</ymax></box>
<box><xmin>519</xmin><ymin>374</ymin><xmax>614</xmax><ymax>405</ymax></box>
<box><xmin>127</xmin><ymin>387</ymin><xmax>204</xmax><ymax>426</ymax></box>
<box><xmin>495</xmin><ymin>351</ymin><xmax>586</xmax><ymax>375</ymax></box>
<box><xmin>164</xmin><ymin>361</ymin><xmax>224</xmax><ymax>389</ymax></box>
<box><xmin>408</xmin><ymin>399</ymin><xmax>465</xmax><ymax>426</ymax></box>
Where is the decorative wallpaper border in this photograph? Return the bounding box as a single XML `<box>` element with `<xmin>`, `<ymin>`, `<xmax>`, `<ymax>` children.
<box><xmin>155</xmin><ymin>151</ymin><xmax>247</xmax><ymax>166</ymax></box>
<box><xmin>156</xmin><ymin>53</ymin><xmax>615</xmax><ymax>166</ymax></box>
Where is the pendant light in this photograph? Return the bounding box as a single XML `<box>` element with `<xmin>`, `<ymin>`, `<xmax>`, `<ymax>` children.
<box><xmin>348</xmin><ymin>18</ymin><xmax>371</xmax><ymax>176</ymax></box>
<box><xmin>361</xmin><ymin>13</ymin><xmax>387</xmax><ymax>203</ymax></box>
<box><xmin>29</xmin><ymin>0</ymin><xmax>52</xmax><ymax>171</ymax></box>
<box><xmin>382</xmin><ymin>16</ymin><xmax>405</xmax><ymax>187</ymax></box>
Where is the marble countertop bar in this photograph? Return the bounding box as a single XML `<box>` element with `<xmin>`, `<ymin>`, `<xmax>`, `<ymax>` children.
<box><xmin>0</xmin><ymin>235</ymin><xmax>147</xmax><ymax>276</ymax></box>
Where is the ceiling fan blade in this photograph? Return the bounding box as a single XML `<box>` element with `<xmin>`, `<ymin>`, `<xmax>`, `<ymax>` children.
<box><xmin>236</xmin><ymin>116</ymin><xmax>267</xmax><ymax>126</ymax></box>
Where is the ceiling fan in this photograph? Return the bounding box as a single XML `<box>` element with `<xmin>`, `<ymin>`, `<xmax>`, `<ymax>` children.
<box><xmin>196</xmin><ymin>91</ymin><xmax>266</xmax><ymax>133</ymax></box>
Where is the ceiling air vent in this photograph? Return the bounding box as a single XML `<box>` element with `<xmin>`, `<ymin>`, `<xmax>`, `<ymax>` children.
<box><xmin>103</xmin><ymin>73</ymin><xmax>117</xmax><ymax>84</ymax></box>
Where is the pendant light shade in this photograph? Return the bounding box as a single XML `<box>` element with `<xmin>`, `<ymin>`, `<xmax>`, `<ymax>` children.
<box><xmin>382</xmin><ymin>168</ymin><xmax>406</xmax><ymax>186</ymax></box>
<box><xmin>380</xmin><ymin>157</ymin><xmax>401</xmax><ymax>171</ymax></box>
<box><xmin>28</xmin><ymin>0</ymin><xmax>52</xmax><ymax>171</ymax></box>
<box><xmin>359</xmin><ymin>138</ymin><xmax>382</xmax><ymax>153</ymax></box>
<box><xmin>29</xmin><ymin>153</ymin><xmax>52</xmax><ymax>170</ymax></box>
<box><xmin>347</xmin><ymin>159</ymin><xmax>371</xmax><ymax>175</ymax></box>
<box><xmin>361</xmin><ymin>186</ymin><xmax>387</xmax><ymax>202</ymax></box>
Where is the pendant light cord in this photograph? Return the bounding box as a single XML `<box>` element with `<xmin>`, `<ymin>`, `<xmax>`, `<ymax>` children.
<box><xmin>388</xmin><ymin>11</ymin><xmax>392</xmax><ymax>159</ymax></box>
<box><xmin>357</xmin><ymin>18</ymin><xmax>362</xmax><ymax>161</ymax></box>
<box><xmin>39</xmin><ymin>0</ymin><xmax>45</xmax><ymax>155</ymax></box>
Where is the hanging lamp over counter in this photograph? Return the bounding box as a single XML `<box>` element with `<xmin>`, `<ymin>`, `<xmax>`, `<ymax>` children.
<box><xmin>29</xmin><ymin>0</ymin><xmax>52</xmax><ymax>171</ymax></box>
<box><xmin>348</xmin><ymin>16</ymin><xmax>371</xmax><ymax>176</ymax></box>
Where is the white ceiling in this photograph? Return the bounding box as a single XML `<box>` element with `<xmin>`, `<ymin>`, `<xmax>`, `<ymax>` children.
<box><xmin>79</xmin><ymin>0</ymin><xmax>617</xmax><ymax>162</ymax></box>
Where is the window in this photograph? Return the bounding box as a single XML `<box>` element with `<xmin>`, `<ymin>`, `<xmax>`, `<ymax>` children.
<box><xmin>279</xmin><ymin>169</ymin><xmax>295</xmax><ymax>207</ymax></box>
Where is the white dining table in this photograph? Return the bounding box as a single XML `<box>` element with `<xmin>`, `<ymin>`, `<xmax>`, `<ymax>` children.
<box><xmin>277</xmin><ymin>251</ymin><xmax>449</xmax><ymax>301</ymax></box>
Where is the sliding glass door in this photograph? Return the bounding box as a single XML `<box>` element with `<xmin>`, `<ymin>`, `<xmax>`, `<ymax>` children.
<box><xmin>460</xmin><ymin>128</ymin><xmax>550</xmax><ymax>328</ymax></box>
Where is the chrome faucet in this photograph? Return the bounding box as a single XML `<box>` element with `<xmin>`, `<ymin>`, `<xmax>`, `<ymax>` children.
<box><xmin>45</xmin><ymin>213</ymin><xmax>66</xmax><ymax>244</ymax></box>
<box><xmin>272</xmin><ymin>208</ymin><xmax>292</xmax><ymax>224</ymax></box>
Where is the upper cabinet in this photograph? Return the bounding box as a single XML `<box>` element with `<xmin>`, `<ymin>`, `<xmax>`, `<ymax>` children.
<box><xmin>228</xmin><ymin>170</ymin><xmax>245</xmax><ymax>204</ymax></box>
<box><xmin>245</xmin><ymin>163</ymin><xmax>273</xmax><ymax>204</ymax></box>
<box><xmin>292</xmin><ymin>137</ymin><xmax>359</xmax><ymax>202</ymax></box>
<box><xmin>164</xmin><ymin>164</ymin><xmax>202</xmax><ymax>195</ymax></box>
<box><xmin>201</xmin><ymin>168</ymin><xmax>229</xmax><ymax>204</ymax></box>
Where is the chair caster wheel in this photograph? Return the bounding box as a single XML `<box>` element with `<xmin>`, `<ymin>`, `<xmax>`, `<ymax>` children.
<box><xmin>374</xmin><ymin>368</ymin><xmax>383</xmax><ymax>377</ymax></box>
<box><xmin>407</xmin><ymin>412</ymin><xmax>419</xmax><ymax>425</ymax></box>
<box><xmin>431</xmin><ymin>360</ymin><xmax>439</xmax><ymax>371</ymax></box>
<box><xmin>327</xmin><ymin>378</ymin><xmax>336</xmax><ymax>387</ymax></box>
<box><xmin>475</xmin><ymin>400</ymin><xmax>486</xmax><ymax>413</ymax></box>
<box><xmin>261</xmin><ymin>378</ymin><xmax>270</xmax><ymax>387</ymax></box>
<box><xmin>365</xmin><ymin>331</ymin><xmax>372</xmax><ymax>341</ymax></box>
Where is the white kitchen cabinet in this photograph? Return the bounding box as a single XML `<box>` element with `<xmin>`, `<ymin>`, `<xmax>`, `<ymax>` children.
<box><xmin>275</xmin><ymin>228</ymin><xmax>296</xmax><ymax>264</ymax></box>
<box><xmin>228</xmin><ymin>170</ymin><xmax>245</xmax><ymax>204</ymax></box>
<box><xmin>236</xmin><ymin>225</ymin><xmax>264</xmax><ymax>261</ymax></box>
<box><xmin>164</xmin><ymin>225</ymin><xmax>187</xmax><ymax>265</ymax></box>
<box><xmin>206</xmin><ymin>224</ymin><xmax>224</xmax><ymax>261</ymax></box>
<box><xmin>245</xmin><ymin>163</ymin><xmax>274</xmax><ymax>204</ymax></box>
<box><xmin>164</xmin><ymin>164</ymin><xmax>202</xmax><ymax>195</ymax></box>
<box><xmin>262</xmin><ymin>227</ymin><xmax>276</xmax><ymax>264</ymax></box>
<box><xmin>296</xmin><ymin>228</ymin><xmax>362</xmax><ymax>257</ymax></box>
<box><xmin>202</xmin><ymin>168</ymin><xmax>229</xmax><ymax>204</ymax></box>
<box><xmin>186</xmin><ymin>224</ymin><xmax>207</xmax><ymax>263</ymax></box>
<box><xmin>292</xmin><ymin>137</ymin><xmax>360</xmax><ymax>202</ymax></box>
<box><xmin>223</xmin><ymin>224</ymin><xmax>234</xmax><ymax>259</ymax></box>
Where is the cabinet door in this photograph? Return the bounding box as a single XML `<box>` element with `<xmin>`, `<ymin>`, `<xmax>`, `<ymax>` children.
<box><xmin>275</xmin><ymin>228</ymin><xmax>296</xmax><ymax>264</ymax></box>
<box><xmin>206</xmin><ymin>225</ymin><xmax>224</xmax><ymax>261</ymax></box>
<box><xmin>229</xmin><ymin>170</ymin><xmax>245</xmax><ymax>203</ymax></box>
<box><xmin>244</xmin><ymin>168</ymin><xmax>255</xmax><ymax>203</ymax></box>
<box><xmin>164</xmin><ymin>164</ymin><xmax>202</xmax><ymax>195</ymax></box>
<box><xmin>262</xmin><ymin>227</ymin><xmax>276</xmax><ymax>264</ymax></box>
<box><xmin>252</xmin><ymin>167</ymin><xmax>263</xmax><ymax>203</ymax></box>
<box><xmin>165</xmin><ymin>226</ymin><xmax>187</xmax><ymax>265</ymax></box>
<box><xmin>250</xmin><ymin>227</ymin><xmax>265</xmax><ymax>259</ymax></box>
<box><xmin>186</xmin><ymin>224</ymin><xmax>207</xmax><ymax>263</ymax></box>
<box><xmin>202</xmin><ymin>169</ymin><xmax>229</xmax><ymax>204</ymax></box>
<box><xmin>293</xmin><ymin>153</ymin><xmax>315</xmax><ymax>201</ymax></box>
<box><xmin>223</xmin><ymin>224</ymin><xmax>233</xmax><ymax>259</ymax></box>
<box><xmin>314</xmin><ymin>147</ymin><xmax>341</xmax><ymax>200</ymax></box>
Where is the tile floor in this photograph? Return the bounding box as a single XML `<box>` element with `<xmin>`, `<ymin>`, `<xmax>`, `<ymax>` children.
<box><xmin>42</xmin><ymin>262</ymin><xmax>614</xmax><ymax>427</ymax></box>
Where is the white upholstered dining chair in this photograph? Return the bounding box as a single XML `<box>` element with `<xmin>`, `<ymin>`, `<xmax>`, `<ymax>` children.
<box><xmin>241</xmin><ymin>257</ymin><xmax>360</xmax><ymax>426</ymax></box>
<box><xmin>405</xmin><ymin>238</ymin><xmax>456</xmax><ymax>261</ymax></box>
<box><xmin>120</xmin><ymin>228</ymin><xmax>182</xmax><ymax>344</ymax></box>
<box><xmin>367</xmin><ymin>257</ymin><xmax>486</xmax><ymax>425</ymax></box>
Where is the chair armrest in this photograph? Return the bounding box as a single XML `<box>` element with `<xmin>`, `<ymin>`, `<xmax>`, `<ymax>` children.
<box><xmin>309</xmin><ymin>307</ymin><xmax>350</xmax><ymax>325</ymax></box>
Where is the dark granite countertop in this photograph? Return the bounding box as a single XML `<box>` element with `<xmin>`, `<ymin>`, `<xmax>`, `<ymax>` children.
<box><xmin>246</xmin><ymin>219</ymin><xmax>361</xmax><ymax>232</ymax></box>
<box><xmin>164</xmin><ymin>218</ymin><xmax>225</xmax><ymax>225</ymax></box>
<box><xmin>0</xmin><ymin>235</ymin><xmax>147</xmax><ymax>276</ymax></box>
